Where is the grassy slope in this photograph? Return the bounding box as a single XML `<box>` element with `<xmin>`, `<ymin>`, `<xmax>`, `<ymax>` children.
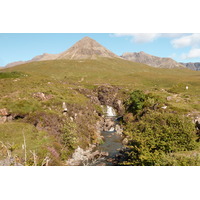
<box><xmin>3</xmin><ymin>58</ymin><xmax>199</xmax><ymax>87</ymax></box>
<box><xmin>1</xmin><ymin>58</ymin><xmax>200</xmax><ymax>165</ymax></box>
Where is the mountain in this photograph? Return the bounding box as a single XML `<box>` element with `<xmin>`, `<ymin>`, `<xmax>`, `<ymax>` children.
<box><xmin>121</xmin><ymin>51</ymin><xmax>185</xmax><ymax>69</ymax></box>
<box><xmin>57</xmin><ymin>36</ymin><xmax>120</xmax><ymax>60</ymax></box>
<box><xmin>5</xmin><ymin>61</ymin><xmax>27</xmax><ymax>68</ymax></box>
<box><xmin>4</xmin><ymin>37</ymin><xmax>120</xmax><ymax>68</ymax></box>
<box><xmin>180</xmin><ymin>62</ymin><xmax>200</xmax><ymax>71</ymax></box>
<box><xmin>31</xmin><ymin>53</ymin><xmax>59</xmax><ymax>61</ymax></box>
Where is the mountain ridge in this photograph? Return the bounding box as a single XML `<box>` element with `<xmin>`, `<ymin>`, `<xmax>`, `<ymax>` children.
<box><xmin>180</xmin><ymin>62</ymin><xmax>200</xmax><ymax>71</ymax></box>
<box><xmin>121</xmin><ymin>51</ymin><xmax>186</xmax><ymax>69</ymax></box>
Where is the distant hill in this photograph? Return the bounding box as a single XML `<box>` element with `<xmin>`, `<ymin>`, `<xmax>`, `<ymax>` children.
<box><xmin>4</xmin><ymin>37</ymin><xmax>120</xmax><ymax>68</ymax></box>
<box><xmin>121</xmin><ymin>51</ymin><xmax>185</xmax><ymax>69</ymax></box>
<box><xmin>180</xmin><ymin>62</ymin><xmax>200</xmax><ymax>71</ymax></box>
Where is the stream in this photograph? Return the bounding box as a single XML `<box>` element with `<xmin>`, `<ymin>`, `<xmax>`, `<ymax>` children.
<box><xmin>88</xmin><ymin>106</ymin><xmax>124</xmax><ymax>166</ymax></box>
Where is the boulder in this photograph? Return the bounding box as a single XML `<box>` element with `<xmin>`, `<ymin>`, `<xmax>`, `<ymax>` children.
<box><xmin>113</xmin><ymin>99</ymin><xmax>124</xmax><ymax>115</ymax></box>
<box><xmin>0</xmin><ymin>108</ymin><xmax>8</xmax><ymax>116</ymax></box>
<box><xmin>115</xmin><ymin>124</ymin><xmax>123</xmax><ymax>135</ymax></box>
<box><xmin>0</xmin><ymin>116</ymin><xmax>7</xmax><ymax>124</ymax></box>
<box><xmin>103</xmin><ymin>118</ymin><xmax>115</xmax><ymax>132</ymax></box>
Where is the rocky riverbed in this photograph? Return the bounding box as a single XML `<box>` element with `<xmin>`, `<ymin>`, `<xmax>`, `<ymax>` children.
<box><xmin>66</xmin><ymin>105</ymin><xmax>125</xmax><ymax>166</ymax></box>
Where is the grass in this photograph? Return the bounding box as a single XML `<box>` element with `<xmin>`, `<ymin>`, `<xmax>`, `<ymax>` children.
<box><xmin>0</xmin><ymin>122</ymin><xmax>52</xmax><ymax>164</ymax></box>
<box><xmin>1</xmin><ymin>57</ymin><xmax>200</xmax><ymax>165</ymax></box>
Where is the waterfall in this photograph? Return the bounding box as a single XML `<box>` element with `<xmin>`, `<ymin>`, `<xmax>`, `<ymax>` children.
<box><xmin>106</xmin><ymin>106</ymin><xmax>116</xmax><ymax>117</ymax></box>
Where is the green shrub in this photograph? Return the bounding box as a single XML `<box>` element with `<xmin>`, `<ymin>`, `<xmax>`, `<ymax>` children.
<box><xmin>0</xmin><ymin>71</ymin><xmax>25</xmax><ymax>79</ymax></box>
<box><xmin>125</xmin><ymin>90</ymin><xmax>146</xmax><ymax>114</ymax></box>
<box><xmin>61</xmin><ymin>122</ymin><xmax>78</xmax><ymax>151</ymax></box>
<box><xmin>123</xmin><ymin>111</ymin><xmax>198</xmax><ymax>166</ymax></box>
<box><xmin>125</xmin><ymin>90</ymin><xmax>164</xmax><ymax>115</ymax></box>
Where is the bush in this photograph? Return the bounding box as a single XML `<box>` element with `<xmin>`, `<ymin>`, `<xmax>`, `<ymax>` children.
<box><xmin>61</xmin><ymin>122</ymin><xmax>78</xmax><ymax>151</ymax></box>
<box><xmin>125</xmin><ymin>90</ymin><xmax>164</xmax><ymax>115</ymax></box>
<box><xmin>125</xmin><ymin>90</ymin><xmax>146</xmax><ymax>114</ymax></box>
<box><xmin>123</xmin><ymin>111</ymin><xmax>198</xmax><ymax>166</ymax></box>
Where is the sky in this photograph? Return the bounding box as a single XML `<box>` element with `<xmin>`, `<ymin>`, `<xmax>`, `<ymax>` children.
<box><xmin>1</xmin><ymin>33</ymin><xmax>200</xmax><ymax>66</ymax></box>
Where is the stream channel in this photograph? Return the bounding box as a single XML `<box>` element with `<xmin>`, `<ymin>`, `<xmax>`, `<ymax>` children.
<box><xmin>88</xmin><ymin>106</ymin><xmax>123</xmax><ymax>166</ymax></box>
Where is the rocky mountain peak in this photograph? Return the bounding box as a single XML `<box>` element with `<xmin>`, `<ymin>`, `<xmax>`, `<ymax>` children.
<box><xmin>57</xmin><ymin>37</ymin><xmax>120</xmax><ymax>60</ymax></box>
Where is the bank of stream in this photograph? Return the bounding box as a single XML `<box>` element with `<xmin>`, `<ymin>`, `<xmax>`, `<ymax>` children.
<box><xmin>85</xmin><ymin>106</ymin><xmax>124</xmax><ymax>166</ymax></box>
<box><xmin>67</xmin><ymin>105</ymin><xmax>125</xmax><ymax>166</ymax></box>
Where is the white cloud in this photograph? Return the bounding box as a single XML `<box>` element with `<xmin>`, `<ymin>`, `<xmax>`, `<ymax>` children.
<box><xmin>181</xmin><ymin>48</ymin><xmax>200</xmax><ymax>59</ymax></box>
<box><xmin>172</xmin><ymin>33</ymin><xmax>200</xmax><ymax>48</ymax></box>
<box><xmin>113</xmin><ymin>33</ymin><xmax>185</xmax><ymax>43</ymax></box>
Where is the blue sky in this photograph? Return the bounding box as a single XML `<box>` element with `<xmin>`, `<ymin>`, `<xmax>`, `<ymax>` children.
<box><xmin>1</xmin><ymin>33</ymin><xmax>200</xmax><ymax>66</ymax></box>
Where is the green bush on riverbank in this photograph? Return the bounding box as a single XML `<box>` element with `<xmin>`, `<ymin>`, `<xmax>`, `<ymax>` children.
<box><xmin>122</xmin><ymin>90</ymin><xmax>200</xmax><ymax>166</ymax></box>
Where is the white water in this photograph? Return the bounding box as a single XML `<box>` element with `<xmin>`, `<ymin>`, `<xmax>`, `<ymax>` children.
<box><xmin>106</xmin><ymin>106</ymin><xmax>116</xmax><ymax>117</ymax></box>
<box><xmin>109</xmin><ymin>127</ymin><xmax>115</xmax><ymax>132</ymax></box>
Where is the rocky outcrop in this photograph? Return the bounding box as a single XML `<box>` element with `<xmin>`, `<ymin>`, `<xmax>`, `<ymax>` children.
<box><xmin>33</xmin><ymin>92</ymin><xmax>53</xmax><ymax>101</ymax></box>
<box><xmin>76</xmin><ymin>85</ymin><xmax>125</xmax><ymax>115</ymax></box>
<box><xmin>97</xmin><ymin>85</ymin><xmax>119</xmax><ymax>105</ymax></box>
<box><xmin>66</xmin><ymin>146</ymin><xmax>108</xmax><ymax>166</ymax></box>
<box><xmin>122</xmin><ymin>51</ymin><xmax>185</xmax><ymax>69</ymax></box>
<box><xmin>0</xmin><ymin>108</ymin><xmax>12</xmax><ymax>124</ymax></box>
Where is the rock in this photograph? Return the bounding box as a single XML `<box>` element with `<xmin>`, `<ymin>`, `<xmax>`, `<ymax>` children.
<box><xmin>115</xmin><ymin>124</ymin><xmax>123</xmax><ymax>135</ymax></box>
<box><xmin>33</xmin><ymin>92</ymin><xmax>53</xmax><ymax>101</ymax></box>
<box><xmin>161</xmin><ymin>105</ymin><xmax>167</xmax><ymax>109</ymax></box>
<box><xmin>103</xmin><ymin>118</ymin><xmax>115</xmax><ymax>131</ymax></box>
<box><xmin>62</xmin><ymin>102</ymin><xmax>68</xmax><ymax>112</ymax></box>
<box><xmin>0</xmin><ymin>108</ymin><xmax>9</xmax><ymax>116</ymax></box>
<box><xmin>113</xmin><ymin>99</ymin><xmax>124</xmax><ymax>115</ymax></box>
<box><xmin>0</xmin><ymin>158</ymin><xmax>23</xmax><ymax>166</ymax></box>
<box><xmin>0</xmin><ymin>116</ymin><xmax>7</xmax><ymax>124</ymax></box>
<box><xmin>66</xmin><ymin>146</ymin><xmax>109</xmax><ymax>166</ymax></box>
<box><xmin>122</xmin><ymin>138</ymin><xmax>129</xmax><ymax>145</ymax></box>
<box><xmin>7</xmin><ymin>116</ymin><xmax>13</xmax><ymax>122</ymax></box>
<box><xmin>166</xmin><ymin>96</ymin><xmax>172</xmax><ymax>101</ymax></box>
<box><xmin>97</xmin><ymin>85</ymin><xmax>119</xmax><ymax>106</ymax></box>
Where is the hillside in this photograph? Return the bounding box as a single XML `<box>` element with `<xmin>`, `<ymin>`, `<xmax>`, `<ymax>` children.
<box><xmin>3</xmin><ymin>58</ymin><xmax>199</xmax><ymax>89</ymax></box>
<box><xmin>1</xmin><ymin>36</ymin><xmax>200</xmax><ymax>166</ymax></box>
<box><xmin>122</xmin><ymin>51</ymin><xmax>185</xmax><ymax>69</ymax></box>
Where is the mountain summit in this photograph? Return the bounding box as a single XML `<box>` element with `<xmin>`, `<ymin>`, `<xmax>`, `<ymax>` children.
<box><xmin>57</xmin><ymin>36</ymin><xmax>120</xmax><ymax>60</ymax></box>
<box><xmin>122</xmin><ymin>52</ymin><xmax>185</xmax><ymax>69</ymax></box>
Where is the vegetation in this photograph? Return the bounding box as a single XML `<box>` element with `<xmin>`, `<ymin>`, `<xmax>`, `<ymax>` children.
<box><xmin>0</xmin><ymin>58</ymin><xmax>200</xmax><ymax>165</ymax></box>
<box><xmin>122</xmin><ymin>90</ymin><xmax>200</xmax><ymax>166</ymax></box>
<box><xmin>0</xmin><ymin>71</ymin><xmax>25</xmax><ymax>79</ymax></box>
